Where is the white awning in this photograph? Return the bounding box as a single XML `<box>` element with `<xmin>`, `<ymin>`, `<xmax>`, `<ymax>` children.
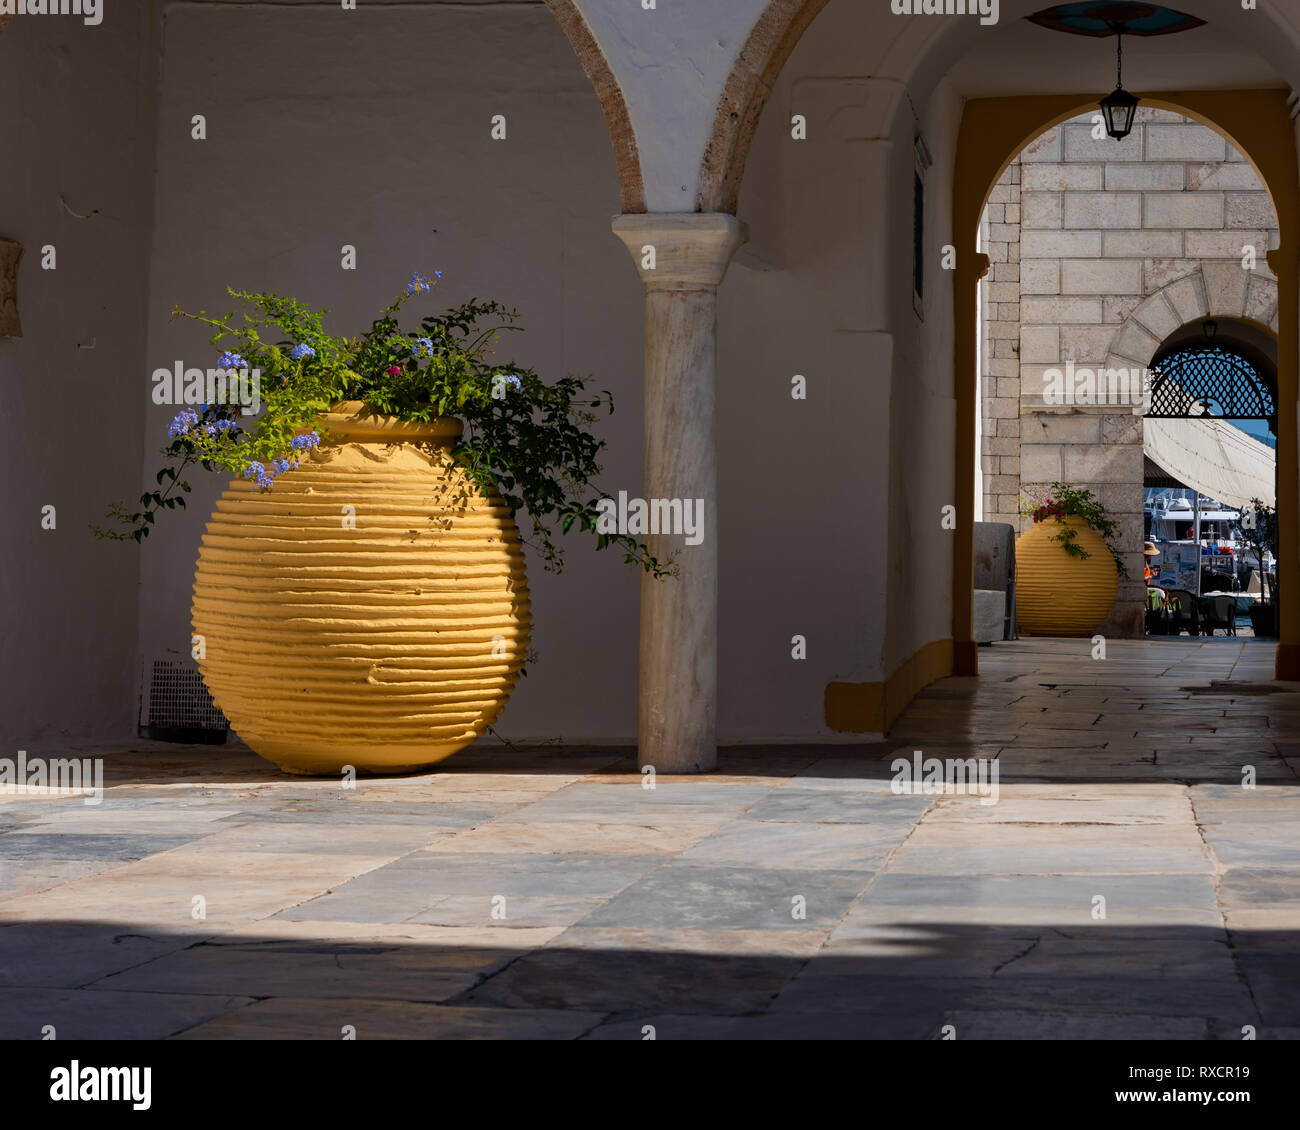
<box><xmin>1144</xmin><ymin>416</ymin><xmax>1276</xmax><ymax>509</ymax></box>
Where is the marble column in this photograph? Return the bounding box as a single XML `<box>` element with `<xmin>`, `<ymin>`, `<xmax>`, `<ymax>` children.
<box><xmin>611</xmin><ymin>213</ymin><xmax>747</xmax><ymax>773</ymax></box>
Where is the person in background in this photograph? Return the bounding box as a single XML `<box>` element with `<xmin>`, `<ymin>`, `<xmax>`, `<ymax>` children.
<box><xmin>1144</xmin><ymin>541</ymin><xmax>1161</xmax><ymax>585</ymax></box>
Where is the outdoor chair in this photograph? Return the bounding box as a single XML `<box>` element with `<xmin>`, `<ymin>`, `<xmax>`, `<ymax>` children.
<box><xmin>1145</xmin><ymin>588</ymin><xmax>1172</xmax><ymax>635</ymax></box>
<box><xmin>1166</xmin><ymin>589</ymin><xmax>1199</xmax><ymax>636</ymax></box>
<box><xmin>1200</xmin><ymin>594</ymin><xmax>1237</xmax><ymax>637</ymax></box>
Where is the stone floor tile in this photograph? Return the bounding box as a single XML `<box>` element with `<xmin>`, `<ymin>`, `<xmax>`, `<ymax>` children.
<box><xmin>460</xmin><ymin>945</ymin><xmax>805</xmax><ymax>1014</ymax></box>
<box><xmin>584</xmin><ymin>1010</ymin><xmax>936</xmax><ymax>1040</ymax></box>
<box><xmin>860</xmin><ymin>872</ymin><xmax>1219</xmax><ymax>912</ymax></box>
<box><xmin>407</xmin><ymin>895</ymin><xmax>605</xmax><ymax>929</ymax></box>
<box><xmin>581</xmin><ymin>862</ymin><xmax>872</xmax><ymax>930</ymax></box>
<box><xmin>0</xmin><ymin>923</ymin><xmax>202</xmax><ymax>989</ymax></box>
<box><xmin>935</xmin><ymin>1008</ymin><xmax>1210</xmax><ymax>1039</ymax></box>
<box><xmin>679</xmin><ymin>819</ymin><xmax>907</xmax><ymax>870</ymax></box>
<box><xmin>173</xmin><ymin>997</ymin><xmax>605</xmax><ymax>1039</ymax></box>
<box><xmin>0</xmin><ymin>834</ymin><xmax>202</xmax><ymax>861</ymax></box>
<box><xmin>740</xmin><ymin>789</ymin><xmax>931</xmax><ymax>824</ymax></box>
<box><xmin>422</xmin><ymin>820</ymin><xmax>712</xmax><ymax>857</ymax></box>
<box><xmin>94</xmin><ymin>935</ymin><xmax>528</xmax><ymax>1002</ymax></box>
<box><xmin>0</xmin><ymin>638</ymin><xmax>1292</xmax><ymax>1038</ymax></box>
<box><xmin>0</xmin><ymin>860</ymin><xmax>120</xmax><ymax>900</ymax></box>
<box><xmin>547</xmin><ymin>926</ymin><xmax>831</xmax><ymax>958</ymax></box>
<box><xmin>885</xmin><ymin>843</ymin><xmax>1214</xmax><ymax>875</ymax></box>
<box><xmin>278</xmin><ymin>851</ymin><xmax>663</xmax><ymax>925</ymax></box>
<box><xmin>179</xmin><ymin>823</ymin><xmax>457</xmax><ymax>856</ymax></box>
<box><xmin>0</xmin><ymin>986</ymin><xmax>254</xmax><ymax>1040</ymax></box>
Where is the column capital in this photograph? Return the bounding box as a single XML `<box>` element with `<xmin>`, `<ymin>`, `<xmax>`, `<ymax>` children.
<box><xmin>611</xmin><ymin>213</ymin><xmax>748</xmax><ymax>290</ymax></box>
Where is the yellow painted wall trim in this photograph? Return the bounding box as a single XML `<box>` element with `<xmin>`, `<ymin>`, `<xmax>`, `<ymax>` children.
<box><xmin>824</xmin><ymin>638</ymin><xmax>954</xmax><ymax>733</ymax></box>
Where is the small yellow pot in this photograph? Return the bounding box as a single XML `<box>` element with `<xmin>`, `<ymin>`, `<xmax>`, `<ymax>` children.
<box><xmin>191</xmin><ymin>402</ymin><xmax>531</xmax><ymax>775</ymax></box>
<box><xmin>1015</xmin><ymin>517</ymin><xmax>1119</xmax><ymax>637</ymax></box>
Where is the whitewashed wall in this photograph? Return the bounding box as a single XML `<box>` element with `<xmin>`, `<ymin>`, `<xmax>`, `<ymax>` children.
<box><xmin>9</xmin><ymin>0</ymin><xmax>1300</xmax><ymax>749</ymax></box>
<box><xmin>0</xmin><ymin>6</ymin><xmax>160</xmax><ymax>752</ymax></box>
<box><xmin>132</xmin><ymin>0</ymin><xmax>961</xmax><ymax>744</ymax></box>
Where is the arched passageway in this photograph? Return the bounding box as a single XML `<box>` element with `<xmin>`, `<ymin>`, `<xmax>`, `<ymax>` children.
<box><xmin>957</xmin><ymin>89</ymin><xmax>1297</xmax><ymax>672</ymax></box>
<box><xmin>975</xmin><ymin>106</ymin><xmax>1284</xmax><ymax>636</ymax></box>
<box><xmin>545</xmin><ymin>0</ymin><xmax>1300</xmax><ymax>767</ymax></box>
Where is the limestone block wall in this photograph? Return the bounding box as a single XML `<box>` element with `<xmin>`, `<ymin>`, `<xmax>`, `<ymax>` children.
<box><xmin>980</xmin><ymin>160</ymin><xmax>1023</xmax><ymax>531</ymax></box>
<box><xmin>980</xmin><ymin>108</ymin><xmax>1280</xmax><ymax>636</ymax></box>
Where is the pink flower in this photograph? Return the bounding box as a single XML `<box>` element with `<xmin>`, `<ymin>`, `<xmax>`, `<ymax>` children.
<box><xmin>387</xmin><ymin>365</ymin><xmax>402</xmax><ymax>376</ymax></box>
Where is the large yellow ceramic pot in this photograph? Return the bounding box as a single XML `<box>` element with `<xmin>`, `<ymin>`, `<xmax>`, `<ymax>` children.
<box><xmin>1015</xmin><ymin>517</ymin><xmax>1119</xmax><ymax>637</ymax></box>
<box><xmin>191</xmin><ymin>402</ymin><xmax>531</xmax><ymax>775</ymax></box>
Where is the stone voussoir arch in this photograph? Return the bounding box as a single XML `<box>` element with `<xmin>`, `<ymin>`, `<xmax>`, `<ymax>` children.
<box><xmin>543</xmin><ymin>0</ymin><xmax>647</xmax><ymax>213</ymax></box>
<box><xmin>1103</xmin><ymin>264</ymin><xmax>1280</xmax><ymax>377</ymax></box>
<box><xmin>697</xmin><ymin>0</ymin><xmax>831</xmax><ymax>214</ymax></box>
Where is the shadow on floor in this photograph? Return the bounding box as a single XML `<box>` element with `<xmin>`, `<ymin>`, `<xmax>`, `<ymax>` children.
<box><xmin>0</xmin><ymin>917</ymin><xmax>1294</xmax><ymax>1039</ymax></box>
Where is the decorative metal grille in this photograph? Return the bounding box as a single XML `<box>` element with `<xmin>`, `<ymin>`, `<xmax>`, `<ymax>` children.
<box><xmin>1146</xmin><ymin>345</ymin><xmax>1275</xmax><ymax>420</ymax></box>
<box><xmin>141</xmin><ymin>659</ymin><xmax>229</xmax><ymax>742</ymax></box>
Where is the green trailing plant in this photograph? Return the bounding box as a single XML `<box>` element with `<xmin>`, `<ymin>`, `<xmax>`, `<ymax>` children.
<box><xmin>1021</xmin><ymin>481</ymin><xmax>1127</xmax><ymax>578</ymax></box>
<box><xmin>94</xmin><ymin>273</ymin><xmax>672</xmax><ymax>578</ymax></box>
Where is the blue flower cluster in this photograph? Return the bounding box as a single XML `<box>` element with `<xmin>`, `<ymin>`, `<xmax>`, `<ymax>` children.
<box><xmin>217</xmin><ymin>351</ymin><xmax>248</xmax><ymax>369</ymax></box>
<box><xmin>289</xmin><ymin>343</ymin><xmax>315</xmax><ymax>360</ymax></box>
<box><xmin>243</xmin><ymin>461</ymin><xmax>274</xmax><ymax>489</ymax></box>
<box><xmin>169</xmin><ymin>407</ymin><xmax>238</xmax><ymax>440</ymax></box>
<box><xmin>167</xmin><ymin>408</ymin><xmax>198</xmax><ymax>438</ymax></box>
<box><xmin>242</xmin><ymin>441</ymin><xmax>314</xmax><ymax>490</ymax></box>
<box><xmin>405</xmin><ymin>270</ymin><xmax>443</xmax><ymax>295</ymax></box>
<box><xmin>411</xmin><ymin>336</ymin><xmax>434</xmax><ymax>357</ymax></box>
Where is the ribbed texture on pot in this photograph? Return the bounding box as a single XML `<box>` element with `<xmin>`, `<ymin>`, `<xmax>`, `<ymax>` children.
<box><xmin>191</xmin><ymin>404</ymin><xmax>531</xmax><ymax>775</ymax></box>
<box><xmin>1015</xmin><ymin>518</ymin><xmax>1119</xmax><ymax>637</ymax></box>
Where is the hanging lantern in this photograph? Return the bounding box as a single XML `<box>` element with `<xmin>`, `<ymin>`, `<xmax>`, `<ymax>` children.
<box><xmin>1099</xmin><ymin>26</ymin><xmax>1140</xmax><ymax>139</ymax></box>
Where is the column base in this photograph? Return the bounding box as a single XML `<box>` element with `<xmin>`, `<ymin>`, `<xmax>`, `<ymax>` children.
<box><xmin>639</xmin><ymin>748</ymin><xmax>718</xmax><ymax>775</ymax></box>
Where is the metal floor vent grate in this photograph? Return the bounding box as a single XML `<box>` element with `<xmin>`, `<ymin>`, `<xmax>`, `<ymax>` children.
<box><xmin>141</xmin><ymin>659</ymin><xmax>230</xmax><ymax>744</ymax></box>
